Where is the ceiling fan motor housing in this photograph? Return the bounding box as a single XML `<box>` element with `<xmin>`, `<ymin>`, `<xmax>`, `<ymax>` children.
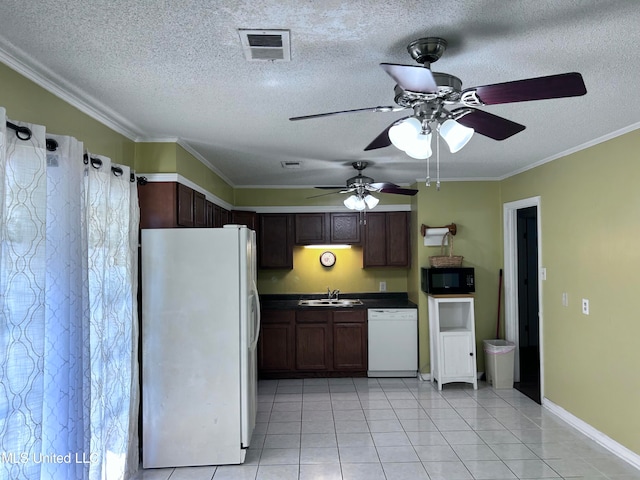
<box><xmin>407</xmin><ymin>37</ymin><xmax>448</xmax><ymax>65</ymax></box>
<box><xmin>394</xmin><ymin>73</ymin><xmax>462</xmax><ymax>107</ymax></box>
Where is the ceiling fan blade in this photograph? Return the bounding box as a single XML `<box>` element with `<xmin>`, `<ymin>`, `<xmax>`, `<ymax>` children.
<box><xmin>364</xmin><ymin>116</ymin><xmax>410</xmax><ymax>151</ymax></box>
<box><xmin>315</xmin><ymin>186</ymin><xmax>347</xmax><ymax>190</ymax></box>
<box><xmin>453</xmin><ymin>108</ymin><xmax>526</xmax><ymax>141</ymax></box>
<box><xmin>306</xmin><ymin>189</ymin><xmax>351</xmax><ymax>199</ymax></box>
<box><xmin>369</xmin><ymin>183</ymin><xmax>418</xmax><ymax>196</ymax></box>
<box><xmin>380</xmin><ymin>63</ymin><xmax>438</xmax><ymax>93</ymax></box>
<box><xmin>368</xmin><ymin>182</ymin><xmax>399</xmax><ymax>190</ymax></box>
<box><xmin>289</xmin><ymin>106</ymin><xmax>399</xmax><ymax>121</ymax></box>
<box><xmin>464</xmin><ymin>72</ymin><xmax>587</xmax><ymax>106</ymax></box>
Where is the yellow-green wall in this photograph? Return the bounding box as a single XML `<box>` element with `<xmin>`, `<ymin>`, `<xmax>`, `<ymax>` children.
<box><xmin>135</xmin><ymin>142</ymin><xmax>234</xmax><ymax>204</ymax></box>
<box><xmin>175</xmin><ymin>144</ymin><xmax>234</xmax><ymax>204</ymax></box>
<box><xmin>134</xmin><ymin>142</ymin><xmax>178</xmax><ymax>172</ymax></box>
<box><xmin>257</xmin><ymin>246</ymin><xmax>408</xmax><ymax>294</ymax></box>
<box><xmin>409</xmin><ymin>182</ymin><xmax>503</xmax><ymax>374</ymax></box>
<box><xmin>0</xmin><ymin>63</ymin><xmax>135</xmax><ymax>166</ymax></box>
<box><xmin>500</xmin><ymin>129</ymin><xmax>640</xmax><ymax>454</ymax></box>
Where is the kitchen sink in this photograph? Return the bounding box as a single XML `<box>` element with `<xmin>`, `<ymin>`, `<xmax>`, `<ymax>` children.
<box><xmin>298</xmin><ymin>299</ymin><xmax>363</xmax><ymax>307</ymax></box>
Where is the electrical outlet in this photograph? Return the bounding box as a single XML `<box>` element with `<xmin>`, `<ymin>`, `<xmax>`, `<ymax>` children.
<box><xmin>562</xmin><ymin>292</ymin><xmax>568</xmax><ymax>307</ymax></box>
<box><xmin>379</xmin><ymin>281</ymin><xmax>387</xmax><ymax>292</ymax></box>
<box><xmin>582</xmin><ymin>298</ymin><xmax>589</xmax><ymax>315</ymax></box>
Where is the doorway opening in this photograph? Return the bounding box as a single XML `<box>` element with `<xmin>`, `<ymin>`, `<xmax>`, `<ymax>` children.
<box><xmin>503</xmin><ymin>197</ymin><xmax>543</xmax><ymax>404</ymax></box>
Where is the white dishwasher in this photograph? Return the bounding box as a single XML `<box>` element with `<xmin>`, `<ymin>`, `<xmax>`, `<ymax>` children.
<box><xmin>368</xmin><ymin>308</ymin><xmax>418</xmax><ymax>377</ymax></box>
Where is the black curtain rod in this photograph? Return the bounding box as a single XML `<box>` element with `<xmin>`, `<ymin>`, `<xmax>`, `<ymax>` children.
<box><xmin>5</xmin><ymin>123</ymin><xmax>140</xmax><ymax>183</ymax></box>
<box><xmin>6</xmin><ymin>121</ymin><xmax>58</xmax><ymax>153</ymax></box>
<box><xmin>83</xmin><ymin>153</ymin><xmax>141</xmax><ymax>183</ymax></box>
<box><xmin>6</xmin><ymin>121</ymin><xmax>32</xmax><ymax>140</ymax></box>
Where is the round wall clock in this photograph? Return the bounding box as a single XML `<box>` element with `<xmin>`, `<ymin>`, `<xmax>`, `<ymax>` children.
<box><xmin>319</xmin><ymin>251</ymin><xmax>336</xmax><ymax>267</ymax></box>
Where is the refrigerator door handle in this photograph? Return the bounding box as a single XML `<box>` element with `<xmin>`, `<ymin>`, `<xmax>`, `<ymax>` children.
<box><xmin>249</xmin><ymin>282</ymin><xmax>261</xmax><ymax>351</ymax></box>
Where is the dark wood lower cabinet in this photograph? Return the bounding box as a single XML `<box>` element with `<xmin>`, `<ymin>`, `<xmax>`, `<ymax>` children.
<box><xmin>258</xmin><ymin>308</ymin><xmax>367</xmax><ymax>378</ymax></box>
<box><xmin>296</xmin><ymin>323</ymin><xmax>331</xmax><ymax>371</ymax></box>
<box><xmin>258</xmin><ymin>310</ymin><xmax>295</xmax><ymax>373</ymax></box>
<box><xmin>333</xmin><ymin>310</ymin><xmax>367</xmax><ymax>371</ymax></box>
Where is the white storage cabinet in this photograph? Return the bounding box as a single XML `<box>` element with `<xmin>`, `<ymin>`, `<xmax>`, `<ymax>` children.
<box><xmin>428</xmin><ymin>295</ymin><xmax>477</xmax><ymax>390</ymax></box>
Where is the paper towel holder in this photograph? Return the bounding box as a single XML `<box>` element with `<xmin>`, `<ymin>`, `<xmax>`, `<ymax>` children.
<box><xmin>421</xmin><ymin>223</ymin><xmax>457</xmax><ymax>237</ymax></box>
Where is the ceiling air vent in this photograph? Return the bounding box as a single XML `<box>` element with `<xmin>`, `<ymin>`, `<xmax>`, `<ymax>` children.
<box><xmin>281</xmin><ymin>161</ymin><xmax>301</xmax><ymax>169</ymax></box>
<box><xmin>239</xmin><ymin>29</ymin><xmax>291</xmax><ymax>62</ymax></box>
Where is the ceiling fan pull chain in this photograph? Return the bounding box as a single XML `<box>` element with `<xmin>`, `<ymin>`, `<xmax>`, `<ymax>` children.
<box><xmin>426</xmin><ymin>154</ymin><xmax>431</xmax><ymax>187</ymax></box>
<box><xmin>436</xmin><ymin>129</ymin><xmax>441</xmax><ymax>191</ymax></box>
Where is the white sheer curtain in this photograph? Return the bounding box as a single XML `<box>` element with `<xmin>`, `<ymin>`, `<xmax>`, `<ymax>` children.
<box><xmin>0</xmin><ymin>108</ymin><xmax>139</xmax><ymax>480</ymax></box>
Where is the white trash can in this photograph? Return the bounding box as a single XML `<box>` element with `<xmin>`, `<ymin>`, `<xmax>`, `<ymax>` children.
<box><xmin>483</xmin><ymin>339</ymin><xmax>516</xmax><ymax>389</ymax></box>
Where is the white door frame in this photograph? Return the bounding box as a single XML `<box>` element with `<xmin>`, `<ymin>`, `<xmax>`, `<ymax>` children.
<box><xmin>503</xmin><ymin>196</ymin><xmax>543</xmax><ymax>398</ymax></box>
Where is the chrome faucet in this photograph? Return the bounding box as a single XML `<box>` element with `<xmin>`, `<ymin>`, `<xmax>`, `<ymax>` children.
<box><xmin>327</xmin><ymin>287</ymin><xmax>340</xmax><ymax>300</ymax></box>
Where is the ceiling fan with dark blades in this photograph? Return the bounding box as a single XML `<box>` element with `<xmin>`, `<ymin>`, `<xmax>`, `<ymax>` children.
<box><xmin>290</xmin><ymin>37</ymin><xmax>587</xmax><ymax>156</ymax></box>
<box><xmin>310</xmin><ymin>161</ymin><xmax>417</xmax><ymax>206</ymax></box>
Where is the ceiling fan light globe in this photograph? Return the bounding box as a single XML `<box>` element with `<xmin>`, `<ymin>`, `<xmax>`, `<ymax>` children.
<box><xmin>364</xmin><ymin>195</ymin><xmax>379</xmax><ymax>209</ymax></box>
<box><xmin>389</xmin><ymin>117</ymin><xmax>421</xmax><ymax>151</ymax></box>
<box><xmin>343</xmin><ymin>195</ymin><xmax>359</xmax><ymax>210</ymax></box>
<box><xmin>405</xmin><ymin>132</ymin><xmax>433</xmax><ymax>159</ymax></box>
<box><xmin>354</xmin><ymin>196</ymin><xmax>367</xmax><ymax>211</ymax></box>
<box><xmin>440</xmin><ymin>119</ymin><xmax>474</xmax><ymax>153</ymax></box>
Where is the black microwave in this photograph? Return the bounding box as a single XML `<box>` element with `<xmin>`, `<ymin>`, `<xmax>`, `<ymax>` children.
<box><xmin>421</xmin><ymin>267</ymin><xmax>475</xmax><ymax>295</ymax></box>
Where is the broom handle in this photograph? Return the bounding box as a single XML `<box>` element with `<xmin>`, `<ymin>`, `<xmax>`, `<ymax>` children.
<box><xmin>496</xmin><ymin>268</ymin><xmax>503</xmax><ymax>338</ymax></box>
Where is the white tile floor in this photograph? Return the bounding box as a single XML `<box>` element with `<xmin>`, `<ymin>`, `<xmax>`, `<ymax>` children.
<box><xmin>133</xmin><ymin>378</ymin><xmax>640</xmax><ymax>480</ymax></box>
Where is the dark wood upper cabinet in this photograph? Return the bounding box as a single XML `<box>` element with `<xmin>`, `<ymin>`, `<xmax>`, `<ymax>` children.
<box><xmin>138</xmin><ymin>182</ymin><xmax>178</xmax><ymax>229</ymax></box>
<box><xmin>138</xmin><ymin>181</ymin><xmax>231</xmax><ymax>230</ymax></box>
<box><xmin>193</xmin><ymin>191</ymin><xmax>207</xmax><ymax>227</ymax></box>
<box><xmin>295</xmin><ymin>213</ymin><xmax>327</xmax><ymax>244</ymax></box>
<box><xmin>177</xmin><ymin>183</ymin><xmax>194</xmax><ymax>227</ymax></box>
<box><xmin>363</xmin><ymin>212</ymin><xmax>387</xmax><ymax>267</ymax></box>
<box><xmin>363</xmin><ymin>211</ymin><xmax>410</xmax><ymax>267</ymax></box>
<box><xmin>231</xmin><ymin>210</ymin><xmax>257</xmax><ymax>231</ymax></box>
<box><xmin>386</xmin><ymin>211</ymin><xmax>410</xmax><ymax>266</ymax></box>
<box><xmin>219</xmin><ymin>207</ymin><xmax>230</xmax><ymax>226</ymax></box>
<box><xmin>206</xmin><ymin>201</ymin><xmax>214</xmax><ymax>227</ymax></box>
<box><xmin>258</xmin><ymin>214</ymin><xmax>294</xmax><ymax>269</ymax></box>
<box><xmin>330</xmin><ymin>212</ymin><xmax>361</xmax><ymax>244</ymax></box>
<box><xmin>294</xmin><ymin>212</ymin><xmax>361</xmax><ymax>245</ymax></box>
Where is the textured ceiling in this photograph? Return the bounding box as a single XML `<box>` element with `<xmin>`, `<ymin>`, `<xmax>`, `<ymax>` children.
<box><xmin>0</xmin><ymin>1</ymin><xmax>638</xmax><ymax>188</ymax></box>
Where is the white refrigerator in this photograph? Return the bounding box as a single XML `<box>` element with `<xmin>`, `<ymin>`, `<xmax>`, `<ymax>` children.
<box><xmin>141</xmin><ymin>225</ymin><xmax>260</xmax><ymax>468</ymax></box>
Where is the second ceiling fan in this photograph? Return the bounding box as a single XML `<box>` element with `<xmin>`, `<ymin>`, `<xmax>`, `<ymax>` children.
<box><xmin>313</xmin><ymin>161</ymin><xmax>417</xmax><ymax>210</ymax></box>
<box><xmin>290</xmin><ymin>37</ymin><xmax>587</xmax><ymax>158</ymax></box>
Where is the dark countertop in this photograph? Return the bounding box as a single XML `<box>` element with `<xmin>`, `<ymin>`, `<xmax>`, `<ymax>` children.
<box><xmin>259</xmin><ymin>292</ymin><xmax>417</xmax><ymax>310</ymax></box>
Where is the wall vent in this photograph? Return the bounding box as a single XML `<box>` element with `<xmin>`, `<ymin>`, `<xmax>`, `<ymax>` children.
<box><xmin>281</xmin><ymin>161</ymin><xmax>301</xmax><ymax>169</ymax></box>
<box><xmin>239</xmin><ymin>29</ymin><xmax>291</xmax><ymax>62</ymax></box>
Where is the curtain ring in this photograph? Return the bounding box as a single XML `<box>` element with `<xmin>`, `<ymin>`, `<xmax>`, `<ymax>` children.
<box><xmin>46</xmin><ymin>138</ymin><xmax>59</xmax><ymax>151</ymax></box>
<box><xmin>111</xmin><ymin>166</ymin><xmax>123</xmax><ymax>177</ymax></box>
<box><xmin>91</xmin><ymin>157</ymin><xmax>102</xmax><ymax>169</ymax></box>
<box><xmin>83</xmin><ymin>153</ymin><xmax>89</xmax><ymax>165</ymax></box>
<box><xmin>6</xmin><ymin>121</ymin><xmax>32</xmax><ymax>141</ymax></box>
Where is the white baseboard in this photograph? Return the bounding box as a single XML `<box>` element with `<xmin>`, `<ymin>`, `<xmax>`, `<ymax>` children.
<box><xmin>543</xmin><ymin>398</ymin><xmax>640</xmax><ymax>471</ymax></box>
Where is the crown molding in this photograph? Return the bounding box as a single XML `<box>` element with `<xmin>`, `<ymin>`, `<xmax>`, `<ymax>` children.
<box><xmin>0</xmin><ymin>40</ymin><xmax>141</xmax><ymax>140</ymax></box>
